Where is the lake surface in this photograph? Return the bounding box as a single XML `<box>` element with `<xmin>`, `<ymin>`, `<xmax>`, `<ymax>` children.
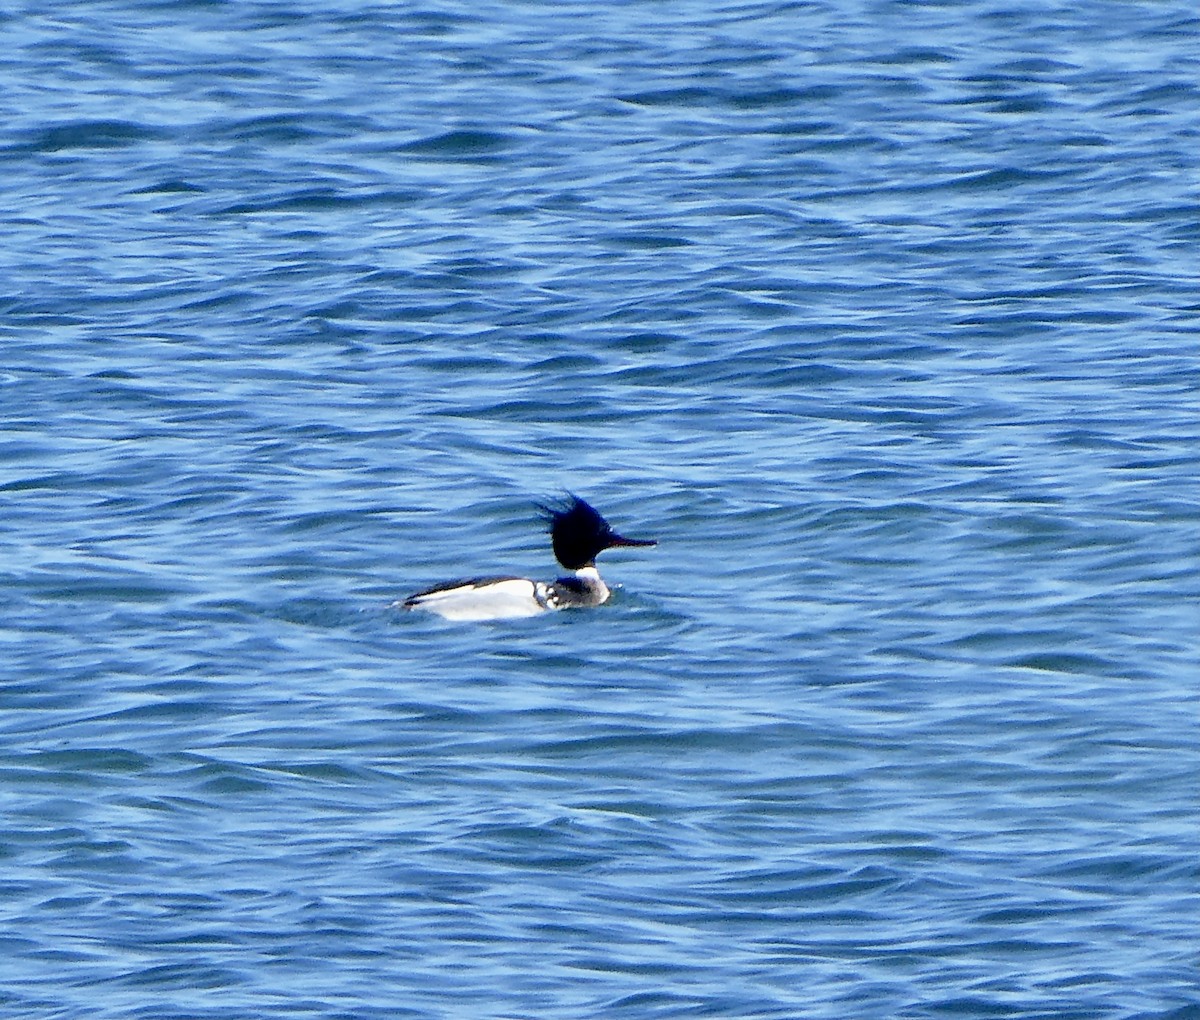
<box><xmin>2</xmin><ymin>1</ymin><xmax>1198</xmax><ymax>1017</ymax></box>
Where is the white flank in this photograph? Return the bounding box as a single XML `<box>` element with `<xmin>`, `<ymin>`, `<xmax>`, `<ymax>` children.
<box><xmin>405</xmin><ymin>578</ymin><xmax>549</xmax><ymax>622</ymax></box>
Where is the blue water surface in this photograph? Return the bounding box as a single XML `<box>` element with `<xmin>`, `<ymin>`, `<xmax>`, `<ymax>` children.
<box><xmin>2</xmin><ymin>1</ymin><xmax>1199</xmax><ymax>1018</ymax></box>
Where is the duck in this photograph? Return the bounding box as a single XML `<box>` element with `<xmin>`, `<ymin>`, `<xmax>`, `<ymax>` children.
<box><xmin>400</xmin><ymin>494</ymin><xmax>656</xmax><ymax>622</ymax></box>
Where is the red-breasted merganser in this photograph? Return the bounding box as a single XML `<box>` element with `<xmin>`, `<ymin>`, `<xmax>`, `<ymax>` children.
<box><xmin>400</xmin><ymin>494</ymin><xmax>656</xmax><ymax>622</ymax></box>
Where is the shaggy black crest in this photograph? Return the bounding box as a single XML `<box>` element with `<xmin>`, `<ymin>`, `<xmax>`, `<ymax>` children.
<box><xmin>537</xmin><ymin>494</ymin><xmax>655</xmax><ymax>571</ymax></box>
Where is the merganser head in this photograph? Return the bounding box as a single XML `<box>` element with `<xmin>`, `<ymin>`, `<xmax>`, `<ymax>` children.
<box><xmin>538</xmin><ymin>494</ymin><xmax>657</xmax><ymax>570</ymax></box>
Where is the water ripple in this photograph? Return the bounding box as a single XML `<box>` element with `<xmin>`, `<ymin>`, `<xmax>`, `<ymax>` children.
<box><xmin>2</xmin><ymin>0</ymin><xmax>1198</xmax><ymax>1018</ymax></box>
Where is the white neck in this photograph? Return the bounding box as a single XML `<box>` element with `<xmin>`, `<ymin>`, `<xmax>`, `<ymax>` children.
<box><xmin>574</xmin><ymin>566</ymin><xmax>610</xmax><ymax>603</ymax></box>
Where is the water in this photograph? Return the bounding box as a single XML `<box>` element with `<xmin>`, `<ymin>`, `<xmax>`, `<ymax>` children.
<box><xmin>2</xmin><ymin>1</ymin><xmax>1198</xmax><ymax>1017</ymax></box>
